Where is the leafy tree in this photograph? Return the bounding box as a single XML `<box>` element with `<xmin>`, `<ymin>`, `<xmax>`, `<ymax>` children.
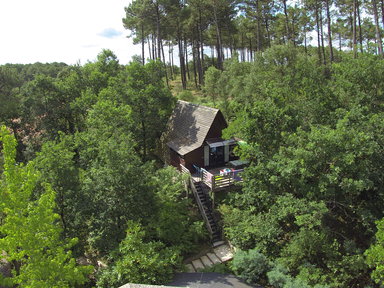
<box><xmin>148</xmin><ymin>166</ymin><xmax>208</xmax><ymax>253</ymax></box>
<box><xmin>96</xmin><ymin>221</ymin><xmax>180</xmax><ymax>288</ymax></box>
<box><xmin>365</xmin><ymin>218</ymin><xmax>384</xmax><ymax>285</ymax></box>
<box><xmin>0</xmin><ymin>126</ymin><xmax>92</xmax><ymax>287</ymax></box>
<box><xmin>122</xmin><ymin>61</ymin><xmax>175</xmax><ymax>160</ymax></box>
<box><xmin>231</xmin><ymin>248</ymin><xmax>271</xmax><ymax>285</ymax></box>
<box><xmin>75</xmin><ymin>100</ymin><xmax>157</xmax><ymax>254</ymax></box>
<box><xmin>34</xmin><ymin>134</ymin><xmax>86</xmax><ymax>244</ymax></box>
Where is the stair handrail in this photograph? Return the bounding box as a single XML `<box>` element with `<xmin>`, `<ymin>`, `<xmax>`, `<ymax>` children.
<box><xmin>189</xmin><ymin>178</ymin><xmax>214</xmax><ymax>235</ymax></box>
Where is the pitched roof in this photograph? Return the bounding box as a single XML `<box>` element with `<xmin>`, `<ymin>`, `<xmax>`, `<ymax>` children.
<box><xmin>165</xmin><ymin>100</ymin><xmax>220</xmax><ymax>156</ymax></box>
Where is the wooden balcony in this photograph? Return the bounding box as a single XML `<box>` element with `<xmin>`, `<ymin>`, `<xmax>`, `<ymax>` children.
<box><xmin>180</xmin><ymin>164</ymin><xmax>244</xmax><ymax>192</ymax></box>
<box><xmin>200</xmin><ymin>167</ymin><xmax>244</xmax><ymax>191</ymax></box>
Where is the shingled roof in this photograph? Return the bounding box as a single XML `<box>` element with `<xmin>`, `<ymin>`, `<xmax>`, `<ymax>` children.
<box><xmin>165</xmin><ymin>100</ymin><xmax>220</xmax><ymax>156</ymax></box>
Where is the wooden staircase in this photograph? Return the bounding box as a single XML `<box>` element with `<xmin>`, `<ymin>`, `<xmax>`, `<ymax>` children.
<box><xmin>191</xmin><ymin>179</ymin><xmax>222</xmax><ymax>244</ymax></box>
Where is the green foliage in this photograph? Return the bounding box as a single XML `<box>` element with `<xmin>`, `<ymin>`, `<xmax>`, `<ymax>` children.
<box><xmin>96</xmin><ymin>221</ymin><xmax>180</xmax><ymax>288</ymax></box>
<box><xmin>231</xmin><ymin>248</ymin><xmax>271</xmax><ymax>285</ymax></box>
<box><xmin>365</xmin><ymin>218</ymin><xmax>384</xmax><ymax>285</ymax></box>
<box><xmin>217</xmin><ymin>47</ymin><xmax>384</xmax><ymax>287</ymax></box>
<box><xmin>0</xmin><ymin>126</ymin><xmax>92</xmax><ymax>287</ymax></box>
<box><xmin>204</xmin><ymin>66</ymin><xmax>222</xmax><ymax>105</ymax></box>
<box><xmin>75</xmin><ymin>100</ymin><xmax>156</xmax><ymax>254</ymax></box>
<box><xmin>148</xmin><ymin>167</ymin><xmax>208</xmax><ymax>254</ymax></box>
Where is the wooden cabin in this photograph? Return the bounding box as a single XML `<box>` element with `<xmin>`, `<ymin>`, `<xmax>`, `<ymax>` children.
<box><xmin>162</xmin><ymin>100</ymin><xmax>238</xmax><ymax>173</ymax></box>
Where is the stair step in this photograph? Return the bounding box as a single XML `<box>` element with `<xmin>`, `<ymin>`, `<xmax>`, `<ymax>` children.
<box><xmin>213</xmin><ymin>244</ymin><xmax>233</xmax><ymax>262</ymax></box>
<box><xmin>192</xmin><ymin>259</ymin><xmax>205</xmax><ymax>271</ymax></box>
<box><xmin>207</xmin><ymin>252</ymin><xmax>222</xmax><ymax>264</ymax></box>
<box><xmin>201</xmin><ymin>255</ymin><xmax>213</xmax><ymax>267</ymax></box>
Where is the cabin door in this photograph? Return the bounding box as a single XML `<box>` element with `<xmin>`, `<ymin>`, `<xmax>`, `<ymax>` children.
<box><xmin>209</xmin><ymin>146</ymin><xmax>225</xmax><ymax>167</ymax></box>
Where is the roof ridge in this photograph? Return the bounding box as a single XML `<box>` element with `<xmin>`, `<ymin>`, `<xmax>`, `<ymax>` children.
<box><xmin>177</xmin><ymin>100</ymin><xmax>219</xmax><ymax>113</ymax></box>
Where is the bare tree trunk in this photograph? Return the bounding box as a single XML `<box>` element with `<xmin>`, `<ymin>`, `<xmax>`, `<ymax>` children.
<box><xmin>185</xmin><ymin>39</ymin><xmax>190</xmax><ymax>81</ymax></box>
<box><xmin>168</xmin><ymin>43</ymin><xmax>173</xmax><ymax>80</ymax></box>
<box><xmin>241</xmin><ymin>33</ymin><xmax>245</xmax><ymax>61</ymax></box>
<box><xmin>325</xmin><ymin>0</ymin><xmax>334</xmax><ymax>62</ymax></box>
<box><xmin>141</xmin><ymin>24</ymin><xmax>145</xmax><ymax>65</ymax></box>
<box><xmin>178</xmin><ymin>31</ymin><xmax>187</xmax><ymax>89</ymax></box>
<box><xmin>256</xmin><ymin>0</ymin><xmax>262</xmax><ymax>51</ymax></box>
<box><xmin>357</xmin><ymin>0</ymin><xmax>363</xmax><ymax>53</ymax></box>
<box><xmin>171</xmin><ymin>43</ymin><xmax>175</xmax><ymax>78</ymax></box>
<box><xmin>213</xmin><ymin>4</ymin><xmax>223</xmax><ymax>69</ymax></box>
<box><xmin>381</xmin><ymin>0</ymin><xmax>384</xmax><ymax>29</ymax></box>
<box><xmin>192</xmin><ymin>40</ymin><xmax>198</xmax><ymax>89</ymax></box>
<box><xmin>249</xmin><ymin>39</ymin><xmax>253</xmax><ymax>61</ymax></box>
<box><xmin>152</xmin><ymin>34</ymin><xmax>156</xmax><ymax>60</ymax></box>
<box><xmin>372</xmin><ymin>0</ymin><xmax>383</xmax><ymax>55</ymax></box>
<box><xmin>148</xmin><ymin>36</ymin><xmax>152</xmax><ymax>60</ymax></box>
<box><xmin>282</xmin><ymin>0</ymin><xmax>290</xmax><ymax>42</ymax></box>
<box><xmin>315</xmin><ymin>7</ymin><xmax>322</xmax><ymax>64</ymax></box>
<box><xmin>196</xmin><ymin>26</ymin><xmax>203</xmax><ymax>87</ymax></box>
<box><xmin>320</xmin><ymin>9</ymin><xmax>327</xmax><ymax>65</ymax></box>
<box><xmin>353</xmin><ymin>0</ymin><xmax>358</xmax><ymax>58</ymax></box>
<box><xmin>304</xmin><ymin>29</ymin><xmax>308</xmax><ymax>54</ymax></box>
<box><xmin>161</xmin><ymin>40</ymin><xmax>169</xmax><ymax>88</ymax></box>
<box><xmin>155</xmin><ymin>2</ymin><xmax>161</xmax><ymax>60</ymax></box>
<box><xmin>265</xmin><ymin>17</ymin><xmax>271</xmax><ymax>48</ymax></box>
<box><xmin>199</xmin><ymin>10</ymin><xmax>205</xmax><ymax>82</ymax></box>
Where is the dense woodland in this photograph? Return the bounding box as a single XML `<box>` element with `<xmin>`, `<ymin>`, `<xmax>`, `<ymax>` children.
<box><xmin>123</xmin><ymin>0</ymin><xmax>384</xmax><ymax>89</ymax></box>
<box><xmin>1</xmin><ymin>1</ymin><xmax>384</xmax><ymax>287</ymax></box>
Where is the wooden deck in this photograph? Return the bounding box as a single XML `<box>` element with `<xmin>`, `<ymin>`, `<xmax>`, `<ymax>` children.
<box><xmin>181</xmin><ymin>164</ymin><xmax>244</xmax><ymax>192</ymax></box>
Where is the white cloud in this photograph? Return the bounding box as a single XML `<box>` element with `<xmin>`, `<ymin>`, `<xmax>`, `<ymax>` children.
<box><xmin>0</xmin><ymin>0</ymin><xmax>140</xmax><ymax>65</ymax></box>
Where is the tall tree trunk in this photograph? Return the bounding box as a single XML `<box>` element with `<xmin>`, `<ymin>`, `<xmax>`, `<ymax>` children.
<box><xmin>199</xmin><ymin>10</ymin><xmax>205</xmax><ymax>82</ymax></box>
<box><xmin>249</xmin><ymin>39</ymin><xmax>253</xmax><ymax>61</ymax></box>
<box><xmin>265</xmin><ymin>17</ymin><xmax>271</xmax><ymax>48</ymax></box>
<box><xmin>372</xmin><ymin>0</ymin><xmax>383</xmax><ymax>55</ymax></box>
<box><xmin>353</xmin><ymin>0</ymin><xmax>358</xmax><ymax>58</ymax></box>
<box><xmin>325</xmin><ymin>0</ymin><xmax>334</xmax><ymax>62</ymax></box>
<box><xmin>304</xmin><ymin>27</ymin><xmax>308</xmax><ymax>54</ymax></box>
<box><xmin>192</xmin><ymin>40</ymin><xmax>198</xmax><ymax>89</ymax></box>
<box><xmin>282</xmin><ymin>0</ymin><xmax>290</xmax><ymax>42</ymax></box>
<box><xmin>141</xmin><ymin>24</ymin><xmax>145</xmax><ymax>65</ymax></box>
<box><xmin>178</xmin><ymin>30</ymin><xmax>187</xmax><ymax>89</ymax></box>
<box><xmin>148</xmin><ymin>36</ymin><xmax>152</xmax><ymax>60</ymax></box>
<box><xmin>152</xmin><ymin>34</ymin><xmax>156</xmax><ymax>60</ymax></box>
<box><xmin>155</xmin><ymin>2</ymin><xmax>161</xmax><ymax>60</ymax></box>
<box><xmin>256</xmin><ymin>0</ymin><xmax>262</xmax><ymax>51</ymax></box>
<box><xmin>357</xmin><ymin>0</ymin><xmax>363</xmax><ymax>53</ymax></box>
<box><xmin>315</xmin><ymin>7</ymin><xmax>322</xmax><ymax>64</ymax></box>
<box><xmin>241</xmin><ymin>33</ymin><xmax>245</xmax><ymax>61</ymax></box>
<box><xmin>161</xmin><ymin>40</ymin><xmax>169</xmax><ymax>88</ymax></box>
<box><xmin>320</xmin><ymin>8</ymin><xmax>327</xmax><ymax>65</ymax></box>
<box><xmin>196</xmin><ymin>27</ymin><xmax>203</xmax><ymax>87</ymax></box>
<box><xmin>171</xmin><ymin>43</ymin><xmax>175</xmax><ymax>78</ymax></box>
<box><xmin>213</xmin><ymin>4</ymin><xmax>223</xmax><ymax>70</ymax></box>
<box><xmin>381</xmin><ymin>0</ymin><xmax>384</xmax><ymax>29</ymax></box>
<box><xmin>168</xmin><ymin>43</ymin><xmax>173</xmax><ymax>80</ymax></box>
<box><xmin>185</xmin><ymin>39</ymin><xmax>190</xmax><ymax>81</ymax></box>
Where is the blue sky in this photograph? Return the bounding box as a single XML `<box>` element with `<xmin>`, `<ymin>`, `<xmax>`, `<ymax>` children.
<box><xmin>0</xmin><ymin>0</ymin><xmax>140</xmax><ymax>65</ymax></box>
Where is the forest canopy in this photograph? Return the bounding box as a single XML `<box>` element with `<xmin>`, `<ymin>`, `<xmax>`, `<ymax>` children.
<box><xmin>1</xmin><ymin>0</ymin><xmax>384</xmax><ymax>286</ymax></box>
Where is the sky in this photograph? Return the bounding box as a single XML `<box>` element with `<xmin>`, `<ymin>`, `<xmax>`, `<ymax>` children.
<box><xmin>0</xmin><ymin>0</ymin><xmax>140</xmax><ymax>65</ymax></box>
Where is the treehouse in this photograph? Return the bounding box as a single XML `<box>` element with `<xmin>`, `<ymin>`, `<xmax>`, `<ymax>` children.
<box><xmin>162</xmin><ymin>100</ymin><xmax>247</xmax><ymax>192</ymax></box>
<box><xmin>162</xmin><ymin>100</ymin><xmax>248</xmax><ymax>244</ymax></box>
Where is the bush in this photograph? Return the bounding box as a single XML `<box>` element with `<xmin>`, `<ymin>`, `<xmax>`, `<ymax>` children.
<box><xmin>231</xmin><ymin>248</ymin><xmax>271</xmax><ymax>285</ymax></box>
